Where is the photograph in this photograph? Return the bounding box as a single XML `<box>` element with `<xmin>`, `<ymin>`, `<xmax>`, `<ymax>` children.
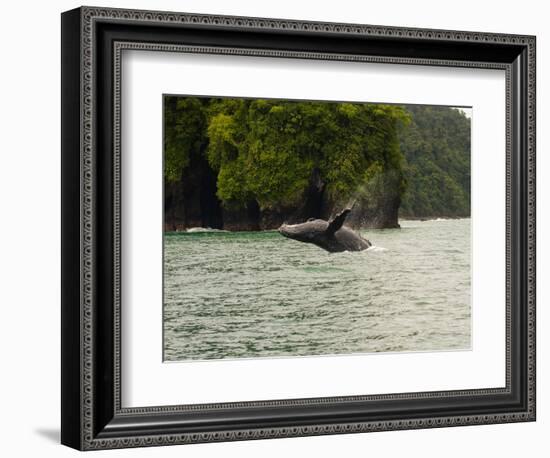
<box><xmin>162</xmin><ymin>96</ymin><xmax>472</xmax><ymax>361</ymax></box>
<box><xmin>56</xmin><ymin>3</ymin><xmax>537</xmax><ymax>452</ymax></box>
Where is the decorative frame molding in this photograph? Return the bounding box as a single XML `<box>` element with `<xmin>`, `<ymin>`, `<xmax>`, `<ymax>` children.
<box><xmin>61</xmin><ymin>6</ymin><xmax>536</xmax><ymax>450</ymax></box>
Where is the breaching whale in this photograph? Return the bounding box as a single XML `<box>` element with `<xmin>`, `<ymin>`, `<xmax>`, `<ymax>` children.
<box><xmin>278</xmin><ymin>208</ymin><xmax>371</xmax><ymax>253</ymax></box>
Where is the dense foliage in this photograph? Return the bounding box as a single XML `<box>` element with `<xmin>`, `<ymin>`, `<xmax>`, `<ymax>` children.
<box><xmin>163</xmin><ymin>97</ymin><xmax>207</xmax><ymax>183</ymax></box>
<box><xmin>399</xmin><ymin>105</ymin><xmax>471</xmax><ymax>217</ymax></box>
<box><xmin>164</xmin><ymin>96</ymin><xmax>471</xmax><ymax>228</ymax></box>
<box><xmin>165</xmin><ymin>96</ymin><xmax>408</xmax><ymax>210</ymax></box>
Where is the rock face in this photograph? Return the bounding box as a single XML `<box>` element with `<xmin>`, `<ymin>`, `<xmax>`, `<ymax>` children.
<box><xmin>163</xmin><ymin>152</ymin><xmax>223</xmax><ymax>231</ymax></box>
<box><xmin>323</xmin><ymin>196</ymin><xmax>400</xmax><ymax>230</ymax></box>
<box><xmin>221</xmin><ymin>201</ymin><xmax>260</xmax><ymax>232</ymax></box>
<box><xmin>322</xmin><ymin>171</ymin><xmax>402</xmax><ymax>229</ymax></box>
<box><xmin>164</xmin><ymin>166</ymin><xmax>400</xmax><ymax>231</ymax></box>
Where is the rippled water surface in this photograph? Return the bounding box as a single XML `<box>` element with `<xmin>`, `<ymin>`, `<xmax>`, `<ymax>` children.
<box><xmin>164</xmin><ymin>219</ymin><xmax>471</xmax><ymax>361</ymax></box>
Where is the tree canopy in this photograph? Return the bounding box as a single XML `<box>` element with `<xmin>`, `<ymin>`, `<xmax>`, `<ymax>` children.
<box><xmin>399</xmin><ymin>106</ymin><xmax>471</xmax><ymax>217</ymax></box>
<box><xmin>164</xmin><ymin>96</ymin><xmax>471</xmax><ymax>223</ymax></box>
<box><xmin>165</xmin><ymin>96</ymin><xmax>409</xmax><ymax>211</ymax></box>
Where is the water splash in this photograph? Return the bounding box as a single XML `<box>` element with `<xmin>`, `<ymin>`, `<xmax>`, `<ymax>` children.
<box><xmin>186</xmin><ymin>227</ymin><xmax>228</xmax><ymax>233</ymax></box>
<box><xmin>366</xmin><ymin>245</ymin><xmax>388</xmax><ymax>252</ymax></box>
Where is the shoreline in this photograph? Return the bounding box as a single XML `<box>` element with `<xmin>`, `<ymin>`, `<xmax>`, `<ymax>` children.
<box><xmin>164</xmin><ymin>217</ymin><xmax>471</xmax><ymax>234</ymax></box>
<box><xmin>398</xmin><ymin>215</ymin><xmax>470</xmax><ymax>221</ymax></box>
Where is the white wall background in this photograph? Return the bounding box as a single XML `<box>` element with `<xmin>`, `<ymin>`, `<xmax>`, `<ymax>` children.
<box><xmin>0</xmin><ymin>0</ymin><xmax>546</xmax><ymax>456</ymax></box>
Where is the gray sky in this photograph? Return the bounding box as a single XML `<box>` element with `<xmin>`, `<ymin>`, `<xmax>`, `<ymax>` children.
<box><xmin>452</xmin><ymin>107</ymin><xmax>472</xmax><ymax>119</ymax></box>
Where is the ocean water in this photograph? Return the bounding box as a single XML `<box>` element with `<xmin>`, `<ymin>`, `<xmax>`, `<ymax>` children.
<box><xmin>163</xmin><ymin>218</ymin><xmax>471</xmax><ymax>361</ymax></box>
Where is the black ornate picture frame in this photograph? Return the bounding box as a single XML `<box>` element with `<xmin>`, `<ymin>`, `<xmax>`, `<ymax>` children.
<box><xmin>61</xmin><ymin>6</ymin><xmax>536</xmax><ymax>450</ymax></box>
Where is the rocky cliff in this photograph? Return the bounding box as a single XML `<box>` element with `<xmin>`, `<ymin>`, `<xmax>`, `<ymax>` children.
<box><xmin>163</xmin><ymin>97</ymin><xmax>470</xmax><ymax>231</ymax></box>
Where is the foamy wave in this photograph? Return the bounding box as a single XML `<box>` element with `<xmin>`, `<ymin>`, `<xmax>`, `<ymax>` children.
<box><xmin>367</xmin><ymin>245</ymin><xmax>388</xmax><ymax>252</ymax></box>
<box><xmin>426</xmin><ymin>217</ymin><xmax>470</xmax><ymax>222</ymax></box>
<box><xmin>400</xmin><ymin>217</ymin><xmax>470</xmax><ymax>224</ymax></box>
<box><xmin>186</xmin><ymin>227</ymin><xmax>227</xmax><ymax>233</ymax></box>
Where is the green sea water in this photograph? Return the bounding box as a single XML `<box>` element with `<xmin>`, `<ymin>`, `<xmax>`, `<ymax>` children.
<box><xmin>163</xmin><ymin>218</ymin><xmax>471</xmax><ymax>361</ymax></box>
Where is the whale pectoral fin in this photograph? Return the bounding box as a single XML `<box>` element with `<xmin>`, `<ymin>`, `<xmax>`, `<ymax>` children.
<box><xmin>326</xmin><ymin>208</ymin><xmax>351</xmax><ymax>236</ymax></box>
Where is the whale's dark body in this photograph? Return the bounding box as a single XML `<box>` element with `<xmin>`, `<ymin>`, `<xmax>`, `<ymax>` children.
<box><xmin>278</xmin><ymin>208</ymin><xmax>371</xmax><ymax>253</ymax></box>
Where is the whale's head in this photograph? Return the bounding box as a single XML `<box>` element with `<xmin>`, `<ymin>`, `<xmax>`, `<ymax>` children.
<box><xmin>278</xmin><ymin>219</ymin><xmax>327</xmax><ymax>244</ymax></box>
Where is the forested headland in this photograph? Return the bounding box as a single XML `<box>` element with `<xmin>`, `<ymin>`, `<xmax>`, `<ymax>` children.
<box><xmin>164</xmin><ymin>96</ymin><xmax>471</xmax><ymax>231</ymax></box>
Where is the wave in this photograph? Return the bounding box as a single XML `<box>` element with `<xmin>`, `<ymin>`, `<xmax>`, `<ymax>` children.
<box><xmin>185</xmin><ymin>227</ymin><xmax>228</xmax><ymax>233</ymax></box>
<box><xmin>400</xmin><ymin>217</ymin><xmax>471</xmax><ymax>223</ymax></box>
<box><xmin>366</xmin><ymin>245</ymin><xmax>388</xmax><ymax>252</ymax></box>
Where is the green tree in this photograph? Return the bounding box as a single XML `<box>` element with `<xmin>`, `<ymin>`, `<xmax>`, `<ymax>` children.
<box><xmin>399</xmin><ymin>106</ymin><xmax>471</xmax><ymax>217</ymax></box>
<box><xmin>205</xmin><ymin>98</ymin><xmax>409</xmax><ymax>210</ymax></box>
<box><xmin>164</xmin><ymin>96</ymin><xmax>207</xmax><ymax>183</ymax></box>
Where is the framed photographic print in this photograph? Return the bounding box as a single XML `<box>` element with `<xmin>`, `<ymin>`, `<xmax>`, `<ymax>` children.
<box><xmin>61</xmin><ymin>6</ymin><xmax>536</xmax><ymax>450</ymax></box>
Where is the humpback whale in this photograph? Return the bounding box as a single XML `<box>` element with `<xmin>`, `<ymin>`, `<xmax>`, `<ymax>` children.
<box><xmin>278</xmin><ymin>208</ymin><xmax>371</xmax><ymax>253</ymax></box>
